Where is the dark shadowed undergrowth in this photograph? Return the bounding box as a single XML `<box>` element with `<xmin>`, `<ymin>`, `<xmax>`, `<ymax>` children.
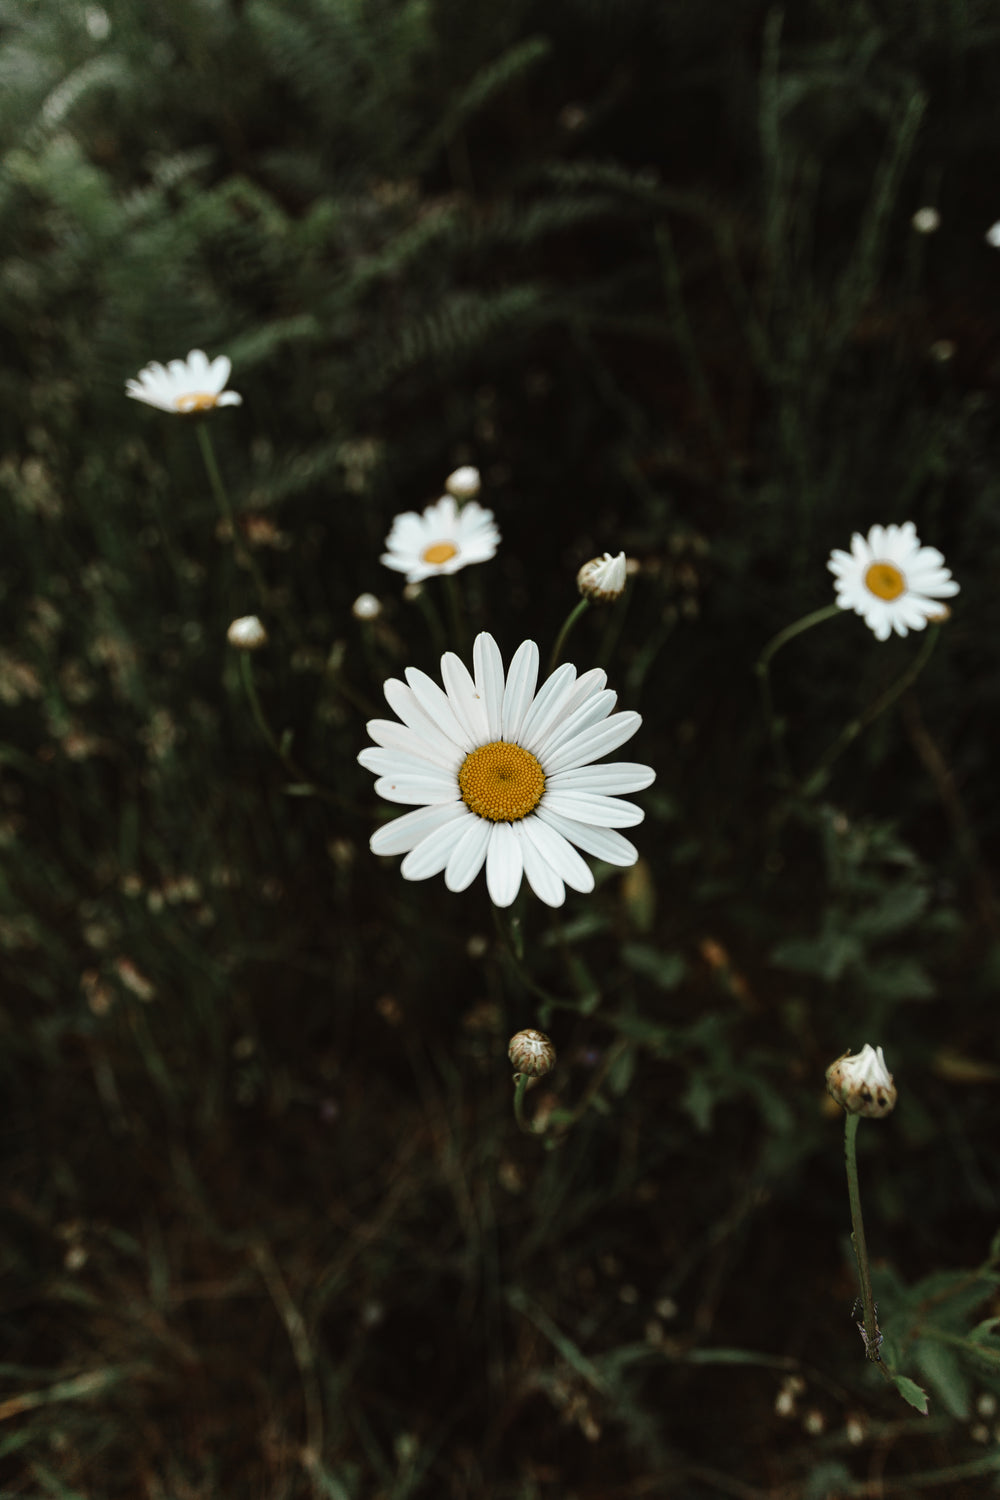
<box><xmin>2</xmin><ymin>0</ymin><xmax>1000</xmax><ymax>1495</ymax></box>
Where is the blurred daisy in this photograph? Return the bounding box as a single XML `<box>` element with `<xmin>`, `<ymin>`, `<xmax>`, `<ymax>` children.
<box><xmin>359</xmin><ymin>632</ymin><xmax>655</xmax><ymax>907</ymax></box>
<box><xmin>827</xmin><ymin>522</ymin><xmax>958</xmax><ymax>641</ymax></box>
<box><xmin>126</xmin><ymin>350</ymin><xmax>242</xmax><ymax>414</ymax></box>
<box><xmin>381</xmin><ymin>495</ymin><xmax>499</xmax><ymax>585</ymax></box>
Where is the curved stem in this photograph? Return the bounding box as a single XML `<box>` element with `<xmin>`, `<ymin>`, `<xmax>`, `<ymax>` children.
<box><xmin>755</xmin><ymin>603</ymin><xmax>842</xmax><ymax>781</ymax></box>
<box><xmin>844</xmin><ymin>1113</ymin><xmax>881</xmax><ymax>1360</ymax></box>
<box><xmin>238</xmin><ymin>653</ymin><xmax>348</xmax><ymax>809</ymax></box>
<box><xmin>803</xmin><ymin>624</ymin><xmax>940</xmax><ymax>795</ymax></box>
<box><xmin>548</xmin><ymin>599</ymin><xmax>590</xmax><ymax>675</ymax></box>
<box><xmin>512</xmin><ymin>1073</ymin><xmax>534</xmax><ymax>1134</ymax></box>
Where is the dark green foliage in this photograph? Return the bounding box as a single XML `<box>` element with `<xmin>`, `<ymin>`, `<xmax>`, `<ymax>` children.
<box><xmin>2</xmin><ymin>0</ymin><xmax>1000</xmax><ymax>1495</ymax></box>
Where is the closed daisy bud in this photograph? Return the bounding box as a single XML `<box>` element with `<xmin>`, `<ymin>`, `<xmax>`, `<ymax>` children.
<box><xmin>577</xmin><ymin>552</ymin><xmax>628</xmax><ymax>604</ymax></box>
<box><xmin>509</xmin><ymin>1029</ymin><xmax>556</xmax><ymax>1078</ymax></box>
<box><xmin>227</xmin><ymin>615</ymin><xmax>268</xmax><ymax>651</ymax></box>
<box><xmin>826</xmin><ymin>1044</ymin><xmax>897</xmax><ymax>1118</ymax></box>
<box><xmin>352</xmin><ymin>592</ymin><xmax>382</xmax><ymax>621</ymax></box>
<box><xmin>445</xmin><ymin>466</ymin><xmax>481</xmax><ymax>501</ymax></box>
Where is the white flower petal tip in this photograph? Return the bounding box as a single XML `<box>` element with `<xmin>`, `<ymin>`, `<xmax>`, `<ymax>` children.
<box><xmin>826</xmin><ymin>522</ymin><xmax>958</xmax><ymax>640</ymax></box>
<box><xmin>359</xmin><ymin>631</ymin><xmax>655</xmax><ymax>906</ymax></box>
<box><xmin>577</xmin><ymin>551</ymin><xmax>628</xmax><ymax>603</ymax></box>
<box><xmin>381</xmin><ymin>494</ymin><xmax>500</xmax><ymax>584</ymax></box>
<box><xmin>125</xmin><ymin>349</ymin><xmax>242</xmax><ymax>414</ymax></box>
<box><xmin>825</xmin><ymin>1044</ymin><xmax>897</xmax><ymax>1118</ymax></box>
<box><xmin>985</xmin><ymin>221</ymin><xmax>1000</xmax><ymax>249</ymax></box>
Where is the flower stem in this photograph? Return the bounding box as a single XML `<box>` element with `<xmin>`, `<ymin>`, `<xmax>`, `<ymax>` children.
<box><xmin>844</xmin><ymin>1112</ymin><xmax>882</xmax><ymax>1361</ymax></box>
<box><xmin>549</xmin><ymin>598</ymin><xmax>590</xmax><ymax>675</ymax></box>
<box><xmin>755</xmin><ymin>603</ymin><xmax>842</xmax><ymax>780</ymax></box>
<box><xmin>238</xmin><ymin>653</ymin><xmax>348</xmax><ymax>809</ymax></box>
<box><xmin>803</xmin><ymin>624</ymin><xmax>940</xmax><ymax>795</ymax></box>
<box><xmin>195</xmin><ymin>421</ymin><xmax>270</xmax><ymax>607</ymax></box>
<box><xmin>512</xmin><ymin>1073</ymin><xmax>534</xmax><ymax>1134</ymax></box>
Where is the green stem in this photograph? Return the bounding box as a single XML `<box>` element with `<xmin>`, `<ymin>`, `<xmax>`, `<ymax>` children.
<box><xmin>755</xmin><ymin>603</ymin><xmax>841</xmax><ymax>781</ymax></box>
<box><xmin>844</xmin><ymin>1112</ymin><xmax>882</xmax><ymax>1362</ymax></box>
<box><xmin>512</xmin><ymin>1073</ymin><xmax>533</xmax><ymax>1134</ymax></box>
<box><xmin>803</xmin><ymin>624</ymin><xmax>940</xmax><ymax>795</ymax></box>
<box><xmin>238</xmin><ymin>653</ymin><xmax>348</xmax><ymax>810</ymax></box>
<box><xmin>549</xmin><ymin>598</ymin><xmax>590</xmax><ymax>675</ymax></box>
<box><xmin>195</xmin><ymin>421</ymin><xmax>270</xmax><ymax>607</ymax></box>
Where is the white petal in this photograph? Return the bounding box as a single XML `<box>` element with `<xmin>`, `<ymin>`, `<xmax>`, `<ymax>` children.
<box><xmin>441</xmin><ymin>651</ymin><xmax>490</xmax><ymax>744</ymax></box>
<box><xmin>542</xmin><ymin>711</ymin><xmax>643</xmax><ymax>775</ymax></box>
<box><xmin>501</xmin><ymin>640</ymin><xmax>539</xmax><ymax>741</ymax></box>
<box><xmin>547</xmin><ymin>761</ymin><xmax>655</xmax><ymax>794</ymax></box>
<box><xmin>536</xmin><ymin>807</ymin><xmax>638</xmax><ymax>866</ymax></box>
<box><xmin>371</xmin><ymin>802</ymin><xmax>468</xmax><ymax>857</ymax></box>
<box><xmin>383</xmin><ymin>678</ymin><xmax>466</xmax><ymax>761</ymax></box>
<box><xmin>517</xmin><ymin>663</ymin><xmax>578</xmax><ymax>754</ymax></box>
<box><xmin>401</xmin><ymin>812</ymin><xmax>475</xmax><ymax>879</ymax></box>
<box><xmin>215</xmin><ymin>391</ymin><xmax>242</xmax><ymax>406</ymax></box>
<box><xmin>473</xmin><ymin>633</ymin><xmax>505</xmax><ymax>740</ymax></box>
<box><xmin>444</xmin><ymin>818</ymin><xmax>492</xmax><ymax>892</ymax></box>
<box><xmin>543</xmin><ymin>789</ymin><xmax>645</xmax><ymax>827</ymax></box>
<box><xmin>374</xmin><ymin>770</ymin><xmax>458</xmax><ymax>804</ymax></box>
<box><xmin>535</xmin><ymin>688</ymin><xmax>617</xmax><ymax>759</ymax></box>
<box><xmin>359</xmin><ymin>746</ymin><xmax>458</xmax><ymax>781</ymax></box>
<box><xmin>404</xmin><ymin>668</ymin><xmax>475</xmax><ymax>752</ymax></box>
<box><xmin>522</xmin><ymin>816</ymin><xmax>594</xmax><ymax>893</ymax></box>
<box><xmin>514</xmin><ymin>822</ymin><xmax>565</xmax><ymax>906</ymax></box>
<box><xmin>559</xmin><ymin>667</ymin><xmax>608</xmax><ymax>717</ymax></box>
<box><xmin>208</xmin><ymin>354</ymin><xmax>231</xmax><ymax>390</ymax></box>
<box><xmin>486</xmin><ymin>822</ymin><xmax>524</xmax><ymax>907</ymax></box>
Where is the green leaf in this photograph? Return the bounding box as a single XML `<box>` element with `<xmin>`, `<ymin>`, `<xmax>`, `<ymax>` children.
<box><xmin>621</xmin><ymin>943</ymin><xmax>687</xmax><ymax>990</ymax></box>
<box><xmin>914</xmin><ymin>1337</ymin><xmax>970</xmax><ymax>1418</ymax></box>
<box><xmin>892</xmin><ymin>1374</ymin><xmax>929</xmax><ymax>1414</ymax></box>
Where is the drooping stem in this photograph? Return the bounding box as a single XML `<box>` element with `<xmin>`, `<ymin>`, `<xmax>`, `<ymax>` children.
<box><xmin>803</xmin><ymin>624</ymin><xmax>940</xmax><ymax>795</ymax></box>
<box><xmin>844</xmin><ymin>1112</ymin><xmax>882</xmax><ymax>1361</ymax></box>
<box><xmin>549</xmin><ymin>598</ymin><xmax>590</xmax><ymax>675</ymax></box>
<box><xmin>512</xmin><ymin>1073</ymin><xmax>533</xmax><ymax>1134</ymax></box>
<box><xmin>195</xmin><ymin>421</ymin><xmax>270</xmax><ymax>606</ymax></box>
<box><xmin>755</xmin><ymin>603</ymin><xmax>842</xmax><ymax>780</ymax></box>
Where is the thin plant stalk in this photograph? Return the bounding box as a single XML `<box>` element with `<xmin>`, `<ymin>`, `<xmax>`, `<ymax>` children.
<box><xmin>238</xmin><ymin>653</ymin><xmax>347</xmax><ymax>809</ymax></box>
<box><xmin>549</xmin><ymin>598</ymin><xmax>590</xmax><ymax>675</ymax></box>
<box><xmin>755</xmin><ymin>602</ymin><xmax>841</xmax><ymax>779</ymax></box>
<box><xmin>844</xmin><ymin>1112</ymin><xmax>882</xmax><ymax>1361</ymax></box>
<box><xmin>803</xmin><ymin>624</ymin><xmax>940</xmax><ymax>794</ymax></box>
<box><xmin>195</xmin><ymin>421</ymin><xmax>270</xmax><ymax>607</ymax></box>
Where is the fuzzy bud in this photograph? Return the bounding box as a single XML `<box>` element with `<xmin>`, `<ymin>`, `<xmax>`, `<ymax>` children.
<box><xmin>911</xmin><ymin>206</ymin><xmax>940</xmax><ymax>235</ymax></box>
<box><xmin>352</xmin><ymin>592</ymin><xmax>382</xmax><ymax>621</ymax></box>
<box><xmin>825</xmin><ymin>1044</ymin><xmax>897</xmax><ymax>1118</ymax></box>
<box><xmin>508</xmin><ymin>1029</ymin><xmax>556</xmax><ymax>1078</ymax></box>
<box><xmin>226</xmin><ymin>615</ymin><xmax>268</xmax><ymax>651</ymax></box>
<box><xmin>577</xmin><ymin>551</ymin><xmax>628</xmax><ymax>604</ymax></box>
<box><xmin>445</xmin><ymin>466</ymin><xmax>481</xmax><ymax>501</ymax></box>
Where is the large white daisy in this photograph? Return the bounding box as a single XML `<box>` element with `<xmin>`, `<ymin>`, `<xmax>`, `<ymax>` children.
<box><xmin>359</xmin><ymin>633</ymin><xmax>655</xmax><ymax>907</ymax></box>
<box><xmin>380</xmin><ymin>495</ymin><xmax>500</xmax><ymax>585</ymax></box>
<box><xmin>827</xmin><ymin>522</ymin><xmax>958</xmax><ymax>641</ymax></box>
<box><xmin>125</xmin><ymin>349</ymin><xmax>242</xmax><ymax>414</ymax></box>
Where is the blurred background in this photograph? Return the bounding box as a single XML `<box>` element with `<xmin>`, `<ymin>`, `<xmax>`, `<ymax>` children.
<box><xmin>3</xmin><ymin>0</ymin><xmax>1000</xmax><ymax>1495</ymax></box>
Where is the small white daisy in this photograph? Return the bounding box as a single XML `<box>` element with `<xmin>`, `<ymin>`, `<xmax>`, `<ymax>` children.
<box><xmin>359</xmin><ymin>632</ymin><xmax>655</xmax><ymax>907</ymax></box>
<box><xmin>827</xmin><ymin>522</ymin><xmax>958</xmax><ymax>641</ymax></box>
<box><xmin>380</xmin><ymin>495</ymin><xmax>499</xmax><ymax>585</ymax></box>
<box><xmin>125</xmin><ymin>349</ymin><xmax>242</xmax><ymax>414</ymax></box>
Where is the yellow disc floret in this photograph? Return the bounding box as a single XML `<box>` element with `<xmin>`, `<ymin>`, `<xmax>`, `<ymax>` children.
<box><xmin>458</xmin><ymin>740</ymin><xmax>545</xmax><ymax>822</ymax></box>
<box><xmin>864</xmin><ymin>561</ymin><xmax>905</xmax><ymax>600</ymax></box>
<box><xmin>175</xmin><ymin>393</ymin><xmax>222</xmax><ymax>412</ymax></box>
<box><xmin>422</xmin><ymin>541</ymin><xmax>458</xmax><ymax>566</ymax></box>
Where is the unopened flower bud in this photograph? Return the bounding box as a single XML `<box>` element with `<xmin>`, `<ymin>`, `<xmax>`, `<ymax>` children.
<box><xmin>577</xmin><ymin>551</ymin><xmax>628</xmax><ymax>604</ymax></box>
<box><xmin>826</xmin><ymin>1044</ymin><xmax>897</xmax><ymax>1118</ymax></box>
<box><xmin>352</xmin><ymin>592</ymin><xmax>382</xmax><ymax>621</ymax></box>
<box><xmin>508</xmin><ymin>1028</ymin><xmax>556</xmax><ymax>1078</ymax></box>
<box><xmin>445</xmin><ymin>466</ymin><xmax>481</xmax><ymax>501</ymax></box>
<box><xmin>227</xmin><ymin>615</ymin><xmax>268</xmax><ymax>651</ymax></box>
<box><xmin>911</xmin><ymin>206</ymin><xmax>940</xmax><ymax>235</ymax></box>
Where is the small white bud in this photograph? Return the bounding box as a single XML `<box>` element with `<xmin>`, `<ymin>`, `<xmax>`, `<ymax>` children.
<box><xmin>986</xmin><ymin>221</ymin><xmax>1000</xmax><ymax>249</ymax></box>
<box><xmin>911</xmin><ymin>206</ymin><xmax>940</xmax><ymax>234</ymax></box>
<box><xmin>508</xmin><ymin>1028</ymin><xmax>556</xmax><ymax>1078</ymax></box>
<box><xmin>929</xmin><ymin>339</ymin><xmax>956</xmax><ymax>363</ymax></box>
<box><xmin>825</xmin><ymin>1044</ymin><xmax>897</xmax><ymax>1118</ymax></box>
<box><xmin>352</xmin><ymin>592</ymin><xmax>382</xmax><ymax>621</ymax></box>
<box><xmin>576</xmin><ymin>551</ymin><xmax>628</xmax><ymax>603</ymax></box>
<box><xmin>445</xmin><ymin>466</ymin><xmax>481</xmax><ymax>501</ymax></box>
<box><xmin>226</xmin><ymin>615</ymin><xmax>268</xmax><ymax>651</ymax></box>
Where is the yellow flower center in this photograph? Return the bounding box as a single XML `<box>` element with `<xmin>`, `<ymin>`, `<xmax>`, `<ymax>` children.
<box><xmin>458</xmin><ymin>740</ymin><xmax>545</xmax><ymax>822</ymax></box>
<box><xmin>864</xmin><ymin>561</ymin><xmax>905</xmax><ymax>600</ymax></box>
<box><xmin>422</xmin><ymin>541</ymin><xmax>458</xmax><ymax>566</ymax></box>
<box><xmin>175</xmin><ymin>393</ymin><xmax>221</xmax><ymax>413</ymax></box>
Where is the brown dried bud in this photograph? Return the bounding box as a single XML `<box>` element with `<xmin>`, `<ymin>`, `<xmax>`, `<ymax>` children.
<box><xmin>508</xmin><ymin>1028</ymin><xmax>556</xmax><ymax>1078</ymax></box>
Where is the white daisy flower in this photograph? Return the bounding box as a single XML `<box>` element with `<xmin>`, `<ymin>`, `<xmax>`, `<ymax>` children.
<box><xmin>359</xmin><ymin>632</ymin><xmax>655</xmax><ymax>908</ymax></box>
<box><xmin>125</xmin><ymin>349</ymin><xmax>242</xmax><ymax>414</ymax></box>
<box><xmin>380</xmin><ymin>495</ymin><xmax>499</xmax><ymax>585</ymax></box>
<box><xmin>827</xmin><ymin>522</ymin><xmax>958</xmax><ymax>641</ymax></box>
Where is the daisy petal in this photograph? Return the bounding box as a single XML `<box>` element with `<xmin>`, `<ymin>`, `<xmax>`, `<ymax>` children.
<box><xmin>501</xmin><ymin>640</ymin><xmax>539</xmax><ymax>741</ymax></box>
<box><xmin>401</xmin><ymin>812</ymin><xmax>475</xmax><ymax>880</ymax></box>
<box><xmin>514</xmin><ymin>822</ymin><xmax>565</xmax><ymax>906</ymax></box>
<box><xmin>486</xmin><ymin>822</ymin><xmax>524</xmax><ymax>907</ymax></box>
<box><xmin>371</xmin><ymin>803</ymin><xmax>468</xmax><ymax>857</ymax></box>
<box><xmin>542</xmin><ymin>711</ymin><xmax>643</xmax><ymax>775</ymax></box>
<box><xmin>547</xmin><ymin>761</ymin><xmax>655</xmax><ymax>794</ymax></box>
<box><xmin>441</xmin><ymin>650</ymin><xmax>491</xmax><ymax>744</ymax></box>
<box><xmin>522</xmin><ymin>816</ymin><xmax>594</xmax><ymax>893</ymax></box>
<box><xmin>473</xmin><ymin>632</ymin><xmax>505</xmax><ymax>740</ymax></box>
<box><xmin>543</xmin><ymin>789</ymin><xmax>645</xmax><ymax>827</ymax></box>
<box><xmin>536</xmin><ymin>807</ymin><xmax>639</xmax><ymax>866</ymax></box>
<box><xmin>374</xmin><ymin>770</ymin><xmax>458</xmax><ymax>805</ymax></box>
<box><xmin>445</xmin><ymin>818</ymin><xmax>492</xmax><ymax>892</ymax></box>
